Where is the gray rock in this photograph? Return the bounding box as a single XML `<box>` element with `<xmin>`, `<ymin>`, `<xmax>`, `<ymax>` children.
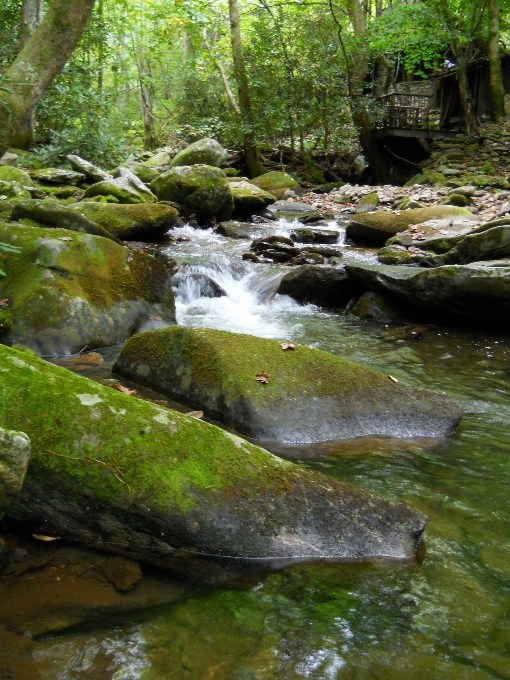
<box><xmin>29</xmin><ymin>168</ymin><xmax>86</xmax><ymax>186</ymax></box>
<box><xmin>277</xmin><ymin>264</ymin><xmax>357</xmax><ymax>306</ymax></box>
<box><xmin>250</xmin><ymin>171</ymin><xmax>302</xmax><ymax>199</ymax></box>
<box><xmin>386</xmin><ymin>216</ymin><xmax>481</xmax><ymax>254</ymax></box>
<box><xmin>355</xmin><ymin>191</ymin><xmax>379</xmax><ymax>214</ymax></box>
<box><xmin>67</xmin><ymin>155</ymin><xmax>112</xmax><ymax>183</ymax></box>
<box><xmin>443</xmin><ymin>225</ymin><xmax>510</xmax><ymax>264</ymax></box>
<box><xmin>119</xmin><ymin>162</ymin><xmax>159</xmax><ymax>184</ymax></box>
<box><xmin>171</xmin><ymin>138</ymin><xmax>228</xmax><ymax>168</ymax></box>
<box><xmin>0</xmin><ymin>152</ymin><xmax>18</xmax><ymax>167</ymax></box>
<box><xmin>229</xmin><ymin>180</ymin><xmax>276</xmax><ymax>215</ymax></box>
<box><xmin>83</xmin><ymin>167</ymin><xmax>157</xmax><ymax>204</ymax></box>
<box><xmin>345</xmin><ymin>262</ymin><xmax>510</xmax><ymax>325</ymax></box>
<box><xmin>114</xmin><ymin>326</ymin><xmax>463</xmax><ymax>443</ymax></box>
<box><xmin>0</xmin><ymin>428</ymin><xmax>31</xmax><ymax>518</ymax></box>
<box><xmin>350</xmin><ymin>291</ymin><xmax>402</xmax><ymax>324</ymax></box>
<box><xmin>144</xmin><ymin>150</ymin><xmax>172</xmax><ymax>168</ymax></box>
<box><xmin>290</xmin><ymin>227</ymin><xmax>340</xmax><ymax>244</ymax></box>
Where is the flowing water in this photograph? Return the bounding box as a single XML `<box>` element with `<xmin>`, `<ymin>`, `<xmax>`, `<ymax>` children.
<box><xmin>13</xmin><ymin>223</ymin><xmax>510</xmax><ymax>679</ymax></box>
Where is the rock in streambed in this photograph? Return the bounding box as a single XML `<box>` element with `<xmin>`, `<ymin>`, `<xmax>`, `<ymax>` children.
<box><xmin>114</xmin><ymin>327</ymin><xmax>462</xmax><ymax>443</ymax></box>
<box><xmin>1</xmin><ymin>344</ymin><xmax>427</xmax><ymax>567</ymax></box>
<box><xmin>0</xmin><ymin>223</ymin><xmax>175</xmax><ymax>355</ymax></box>
<box><xmin>0</xmin><ymin>427</ymin><xmax>31</xmax><ymax>519</ymax></box>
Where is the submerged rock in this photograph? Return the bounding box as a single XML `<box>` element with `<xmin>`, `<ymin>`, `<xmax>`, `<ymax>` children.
<box><xmin>277</xmin><ymin>264</ymin><xmax>356</xmax><ymax>306</ymax></box>
<box><xmin>346</xmin><ymin>206</ymin><xmax>474</xmax><ymax>246</ymax></box>
<box><xmin>0</xmin><ymin>427</ymin><xmax>31</xmax><ymax>518</ymax></box>
<box><xmin>0</xmin><ymin>223</ymin><xmax>175</xmax><ymax>355</ymax></box>
<box><xmin>2</xmin><ymin>344</ymin><xmax>427</xmax><ymax>567</ymax></box>
<box><xmin>345</xmin><ymin>262</ymin><xmax>510</xmax><ymax>325</ymax></box>
<box><xmin>250</xmin><ymin>171</ymin><xmax>302</xmax><ymax>199</ymax></box>
<box><xmin>83</xmin><ymin>167</ymin><xmax>157</xmax><ymax>204</ymax></box>
<box><xmin>114</xmin><ymin>326</ymin><xmax>462</xmax><ymax>443</ymax></box>
<box><xmin>350</xmin><ymin>291</ymin><xmax>403</xmax><ymax>323</ymax></box>
<box><xmin>151</xmin><ymin>165</ymin><xmax>234</xmax><ymax>221</ymax></box>
<box><xmin>69</xmin><ymin>202</ymin><xmax>179</xmax><ymax>240</ymax></box>
<box><xmin>170</xmin><ymin>138</ymin><xmax>228</xmax><ymax>168</ymax></box>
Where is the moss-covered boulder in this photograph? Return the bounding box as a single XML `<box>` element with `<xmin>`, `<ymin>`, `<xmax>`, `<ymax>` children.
<box><xmin>1</xmin><ymin>344</ymin><xmax>427</xmax><ymax>565</ymax></box>
<box><xmin>355</xmin><ymin>191</ymin><xmax>379</xmax><ymax>214</ymax></box>
<box><xmin>216</xmin><ymin>220</ymin><xmax>263</xmax><ymax>239</ymax></box>
<box><xmin>0</xmin><ymin>180</ymin><xmax>31</xmax><ymax>201</ymax></box>
<box><xmin>114</xmin><ymin>327</ymin><xmax>462</xmax><ymax>443</ymax></box>
<box><xmin>277</xmin><ymin>264</ymin><xmax>355</xmax><ymax>306</ymax></box>
<box><xmin>345</xmin><ymin>262</ymin><xmax>510</xmax><ymax>325</ymax></box>
<box><xmin>67</xmin><ymin>155</ymin><xmax>112</xmax><ymax>183</ymax></box>
<box><xmin>346</xmin><ymin>207</ymin><xmax>474</xmax><ymax>247</ymax></box>
<box><xmin>0</xmin><ymin>223</ymin><xmax>175</xmax><ymax>355</ymax></box>
<box><xmin>377</xmin><ymin>245</ymin><xmax>430</xmax><ymax>266</ymax></box>
<box><xmin>83</xmin><ymin>168</ymin><xmax>157</xmax><ymax>204</ymax></box>
<box><xmin>29</xmin><ymin>168</ymin><xmax>86</xmax><ymax>186</ymax></box>
<box><xmin>11</xmin><ymin>199</ymin><xmax>120</xmax><ymax>242</ymax></box>
<box><xmin>69</xmin><ymin>202</ymin><xmax>179</xmax><ymax>240</ymax></box>
<box><xmin>385</xmin><ymin>215</ymin><xmax>480</xmax><ymax>254</ymax></box>
<box><xmin>250</xmin><ymin>171</ymin><xmax>302</xmax><ymax>199</ymax></box>
<box><xmin>0</xmin><ymin>427</ymin><xmax>31</xmax><ymax>519</ymax></box>
<box><xmin>0</xmin><ymin>166</ymin><xmax>32</xmax><ymax>187</ymax></box>
<box><xmin>229</xmin><ymin>180</ymin><xmax>276</xmax><ymax>215</ymax></box>
<box><xmin>151</xmin><ymin>165</ymin><xmax>234</xmax><ymax>221</ymax></box>
<box><xmin>144</xmin><ymin>150</ymin><xmax>172</xmax><ymax>169</ymax></box>
<box><xmin>170</xmin><ymin>138</ymin><xmax>228</xmax><ymax>168</ymax></box>
<box><xmin>443</xmin><ymin>225</ymin><xmax>510</xmax><ymax>265</ymax></box>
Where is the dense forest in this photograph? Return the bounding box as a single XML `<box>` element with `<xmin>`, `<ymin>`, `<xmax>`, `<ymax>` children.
<box><xmin>1</xmin><ymin>2</ymin><xmax>510</xmax><ymax>679</ymax></box>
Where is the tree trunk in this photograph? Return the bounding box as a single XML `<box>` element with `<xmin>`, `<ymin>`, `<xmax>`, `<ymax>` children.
<box><xmin>488</xmin><ymin>0</ymin><xmax>505</xmax><ymax>122</ymax></box>
<box><xmin>137</xmin><ymin>57</ymin><xmax>157</xmax><ymax>150</ymax></box>
<box><xmin>20</xmin><ymin>0</ymin><xmax>44</xmax><ymax>45</ymax></box>
<box><xmin>228</xmin><ymin>0</ymin><xmax>263</xmax><ymax>177</ymax></box>
<box><xmin>0</xmin><ymin>0</ymin><xmax>96</xmax><ymax>153</ymax></box>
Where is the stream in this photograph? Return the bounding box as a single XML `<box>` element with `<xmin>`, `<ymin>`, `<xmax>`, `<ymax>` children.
<box><xmin>12</xmin><ymin>220</ymin><xmax>510</xmax><ymax>678</ymax></box>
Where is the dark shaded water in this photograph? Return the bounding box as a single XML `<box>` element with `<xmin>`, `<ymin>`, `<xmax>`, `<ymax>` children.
<box><xmin>13</xmin><ymin>224</ymin><xmax>510</xmax><ymax>679</ymax></box>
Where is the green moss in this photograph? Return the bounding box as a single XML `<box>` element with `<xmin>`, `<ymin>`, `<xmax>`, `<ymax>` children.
<box><xmin>0</xmin><ymin>167</ymin><xmax>32</xmax><ymax>187</ymax></box>
<box><xmin>0</xmin><ymin>344</ymin><xmax>296</xmax><ymax>515</ymax></box>
<box><xmin>0</xmin><ymin>310</ymin><xmax>13</xmax><ymax>334</ymax></box>
<box><xmin>350</xmin><ymin>206</ymin><xmax>472</xmax><ymax>233</ymax></box>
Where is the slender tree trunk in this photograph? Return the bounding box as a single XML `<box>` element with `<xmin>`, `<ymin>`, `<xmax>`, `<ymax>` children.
<box><xmin>20</xmin><ymin>0</ymin><xmax>44</xmax><ymax>45</ymax></box>
<box><xmin>202</xmin><ymin>29</ymin><xmax>241</xmax><ymax>115</ymax></box>
<box><xmin>450</xmin><ymin>37</ymin><xmax>480</xmax><ymax>134</ymax></box>
<box><xmin>0</xmin><ymin>0</ymin><xmax>96</xmax><ymax>153</ymax></box>
<box><xmin>228</xmin><ymin>0</ymin><xmax>263</xmax><ymax>177</ymax></box>
<box><xmin>488</xmin><ymin>0</ymin><xmax>505</xmax><ymax>122</ymax></box>
<box><xmin>137</xmin><ymin>56</ymin><xmax>157</xmax><ymax>150</ymax></box>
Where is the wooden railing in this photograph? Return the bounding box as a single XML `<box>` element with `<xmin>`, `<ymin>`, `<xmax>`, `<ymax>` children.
<box><xmin>376</xmin><ymin>92</ymin><xmax>432</xmax><ymax>130</ymax></box>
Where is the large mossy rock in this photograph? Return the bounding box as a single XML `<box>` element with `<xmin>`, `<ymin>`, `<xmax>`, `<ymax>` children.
<box><xmin>11</xmin><ymin>199</ymin><xmax>120</xmax><ymax>242</ymax></box>
<box><xmin>0</xmin><ymin>344</ymin><xmax>427</xmax><ymax>566</ymax></box>
<box><xmin>170</xmin><ymin>138</ymin><xmax>228</xmax><ymax>168</ymax></box>
<box><xmin>119</xmin><ymin>162</ymin><xmax>159</xmax><ymax>184</ymax></box>
<box><xmin>345</xmin><ymin>262</ymin><xmax>510</xmax><ymax>325</ymax></box>
<box><xmin>0</xmin><ymin>223</ymin><xmax>175</xmax><ymax>355</ymax></box>
<box><xmin>114</xmin><ymin>327</ymin><xmax>462</xmax><ymax>443</ymax></box>
<box><xmin>151</xmin><ymin>165</ymin><xmax>234</xmax><ymax>221</ymax></box>
<box><xmin>0</xmin><ymin>166</ymin><xmax>32</xmax><ymax>187</ymax></box>
<box><xmin>0</xmin><ymin>427</ymin><xmax>31</xmax><ymax>519</ymax></box>
<box><xmin>346</xmin><ymin>207</ymin><xmax>474</xmax><ymax>247</ymax></box>
<box><xmin>69</xmin><ymin>202</ymin><xmax>179</xmax><ymax>240</ymax></box>
<box><xmin>83</xmin><ymin>168</ymin><xmax>157</xmax><ymax>204</ymax></box>
<box><xmin>250</xmin><ymin>171</ymin><xmax>302</xmax><ymax>199</ymax></box>
<box><xmin>229</xmin><ymin>180</ymin><xmax>276</xmax><ymax>215</ymax></box>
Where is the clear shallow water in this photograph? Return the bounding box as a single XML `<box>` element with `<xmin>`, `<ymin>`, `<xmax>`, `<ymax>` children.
<box><xmin>22</xmin><ymin>225</ymin><xmax>510</xmax><ymax>678</ymax></box>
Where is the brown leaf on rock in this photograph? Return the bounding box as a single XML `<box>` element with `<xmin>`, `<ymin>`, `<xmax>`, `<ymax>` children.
<box><xmin>32</xmin><ymin>534</ymin><xmax>60</xmax><ymax>542</ymax></box>
<box><xmin>154</xmin><ymin>316</ymin><xmax>162</xmax><ymax>322</ymax></box>
<box><xmin>280</xmin><ymin>342</ymin><xmax>296</xmax><ymax>350</ymax></box>
<box><xmin>255</xmin><ymin>372</ymin><xmax>270</xmax><ymax>384</ymax></box>
<box><xmin>388</xmin><ymin>375</ymin><xmax>399</xmax><ymax>383</ymax></box>
<box><xmin>0</xmin><ymin>298</ymin><xmax>9</xmax><ymax>309</ymax></box>
<box><xmin>187</xmin><ymin>410</ymin><xmax>204</xmax><ymax>419</ymax></box>
<box><xmin>111</xmin><ymin>382</ymin><xmax>137</xmax><ymax>396</ymax></box>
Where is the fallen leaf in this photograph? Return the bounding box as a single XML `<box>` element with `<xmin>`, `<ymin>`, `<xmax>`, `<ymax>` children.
<box><xmin>388</xmin><ymin>375</ymin><xmax>399</xmax><ymax>383</ymax></box>
<box><xmin>0</xmin><ymin>298</ymin><xmax>9</xmax><ymax>308</ymax></box>
<box><xmin>187</xmin><ymin>410</ymin><xmax>204</xmax><ymax>419</ymax></box>
<box><xmin>59</xmin><ymin>237</ymin><xmax>72</xmax><ymax>241</ymax></box>
<box><xmin>111</xmin><ymin>382</ymin><xmax>137</xmax><ymax>396</ymax></box>
<box><xmin>32</xmin><ymin>534</ymin><xmax>59</xmax><ymax>542</ymax></box>
<box><xmin>151</xmin><ymin>399</ymin><xmax>168</xmax><ymax>406</ymax></box>
<box><xmin>154</xmin><ymin>316</ymin><xmax>162</xmax><ymax>322</ymax></box>
<box><xmin>255</xmin><ymin>372</ymin><xmax>270</xmax><ymax>384</ymax></box>
<box><xmin>280</xmin><ymin>342</ymin><xmax>296</xmax><ymax>350</ymax></box>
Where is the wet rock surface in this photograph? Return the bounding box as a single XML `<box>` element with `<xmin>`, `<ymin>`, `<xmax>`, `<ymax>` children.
<box><xmin>1</xmin><ymin>344</ymin><xmax>428</xmax><ymax>567</ymax></box>
<box><xmin>0</xmin><ymin>428</ymin><xmax>31</xmax><ymax>518</ymax></box>
<box><xmin>0</xmin><ymin>223</ymin><xmax>175</xmax><ymax>355</ymax></box>
<box><xmin>277</xmin><ymin>264</ymin><xmax>356</xmax><ymax>305</ymax></box>
<box><xmin>114</xmin><ymin>326</ymin><xmax>463</xmax><ymax>443</ymax></box>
